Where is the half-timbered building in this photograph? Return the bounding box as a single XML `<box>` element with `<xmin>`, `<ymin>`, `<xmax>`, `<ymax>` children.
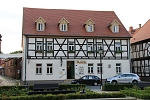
<box><xmin>22</xmin><ymin>8</ymin><xmax>131</xmax><ymax>84</ymax></box>
<box><xmin>130</xmin><ymin>20</ymin><xmax>150</xmax><ymax>81</ymax></box>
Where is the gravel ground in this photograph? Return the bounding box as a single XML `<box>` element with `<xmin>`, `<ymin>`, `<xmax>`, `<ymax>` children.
<box><xmin>0</xmin><ymin>75</ymin><xmax>19</xmax><ymax>86</ymax></box>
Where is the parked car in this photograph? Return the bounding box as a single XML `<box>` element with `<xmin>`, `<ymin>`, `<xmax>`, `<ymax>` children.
<box><xmin>105</xmin><ymin>73</ymin><xmax>141</xmax><ymax>84</ymax></box>
<box><xmin>71</xmin><ymin>75</ymin><xmax>101</xmax><ymax>86</ymax></box>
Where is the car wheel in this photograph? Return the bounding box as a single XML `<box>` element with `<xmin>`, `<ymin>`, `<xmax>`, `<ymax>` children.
<box><xmin>132</xmin><ymin>80</ymin><xmax>138</xmax><ymax>83</ymax></box>
<box><xmin>76</xmin><ymin>82</ymin><xmax>80</xmax><ymax>84</ymax></box>
<box><xmin>93</xmin><ymin>82</ymin><xmax>98</xmax><ymax>86</ymax></box>
<box><xmin>111</xmin><ymin>80</ymin><xmax>117</xmax><ymax>84</ymax></box>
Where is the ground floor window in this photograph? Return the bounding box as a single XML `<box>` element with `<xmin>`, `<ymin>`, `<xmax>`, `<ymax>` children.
<box><xmin>36</xmin><ymin>64</ymin><xmax>42</xmax><ymax>74</ymax></box>
<box><xmin>97</xmin><ymin>63</ymin><xmax>103</xmax><ymax>74</ymax></box>
<box><xmin>47</xmin><ymin>64</ymin><xmax>53</xmax><ymax>74</ymax></box>
<box><xmin>88</xmin><ymin>63</ymin><xmax>93</xmax><ymax>73</ymax></box>
<box><xmin>116</xmin><ymin>63</ymin><xmax>121</xmax><ymax>73</ymax></box>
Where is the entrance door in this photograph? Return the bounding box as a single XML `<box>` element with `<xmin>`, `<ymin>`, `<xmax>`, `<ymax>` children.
<box><xmin>67</xmin><ymin>61</ymin><xmax>75</xmax><ymax>79</ymax></box>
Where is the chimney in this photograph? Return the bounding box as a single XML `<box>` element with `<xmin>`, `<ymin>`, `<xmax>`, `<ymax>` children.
<box><xmin>139</xmin><ymin>24</ymin><xmax>141</xmax><ymax>28</ymax></box>
<box><xmin>129</xmin><ymin>26</ymin><xmax>133</xmax><ymax>33</ymax></box>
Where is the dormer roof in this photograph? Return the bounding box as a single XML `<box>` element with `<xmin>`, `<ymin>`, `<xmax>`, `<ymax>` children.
<box><xmin>85</xmin><ymin>19</ymin><xmax>95</xmax><ymax>25</ymax></box>
<box><xmin>58</xmin><ymin>17</ymin><xmax>69</xmax><ymax>24</ymax></box>
<box><xmin>35</xmin><ymin>17</ymin><xmax>46</xmax><ymax>23</ymax></box>
<box><xmin>108</xmin><ymin>19</ymin><xmax>121</xmax><ymax>27</ymax></box>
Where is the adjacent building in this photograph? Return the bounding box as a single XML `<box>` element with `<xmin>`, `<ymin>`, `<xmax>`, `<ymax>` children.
<box><xmin>22</xmin><ymin>7</ymin><xmax>131</xmax><ymax>84</ymax></box>
<box><xmin>130</xmin><ymin>20</ymin><xmax>150</xmax><ymax>81</ymax></box>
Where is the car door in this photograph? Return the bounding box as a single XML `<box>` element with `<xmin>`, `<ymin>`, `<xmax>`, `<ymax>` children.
<box><xmin>117</xmin><ymin>74</ymin><xmax>126</xmax><ymax>83</ymax></box>
<box><xmin>80</xmin><ymin>76</ymin><xmax>89</xmax><ymax>84</ymax></box>
<box><xmin>125</xmin><ymin>74</ymin><xmax>133</xmax><ymax>83</ymax></box>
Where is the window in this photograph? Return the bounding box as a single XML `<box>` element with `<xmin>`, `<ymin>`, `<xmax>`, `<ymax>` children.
<box><xmin>61</xmin><ymin>24</ymin><xmax>67</xmax><ymax>31</ymax></box>
<box><xmin>139</xmin><ymin>43</ymin><xmax>142</xmax><ymax>50</ymax></box>
<box><xmin>47</xmin><ymin>42</ymin><xmax>53</xmax><ymax>53</ymax></box>
<box><xmin>36</xmin><ymin>42</ymin><xmax>42</xmax><ymax>50</ymax></box>
<box><xmin>38</xmin><ymin>23</ymin><xmax>43</xmax><ymax>31</ymax></box>
<box><xmin>87</xmin><ymin>25</ymin><xmax>93</xmax><ymax>32</ymax></box>
<box><xmin>97</xmin><ymin>63</ymin><xmax>102</xmax><ymax>74</ymax></box>
<box><xmin>47</xmin><ymin>64</ymin><xmax>53</xmax><ymax>74</ymax></box>
<box><xmin>97</xmin><ymin>43</ymin><xmax>103</xmax><ymax>51</ymax></box>
<box><xmin>88</xmin><ymin>63</ymin><xmax>93</xmax><ymax>73</ymax></box>
<box><xmin>113</xmin><ymin>26</ymin><xmax>119</xmax><ymax>32</ymax></box>
<box><xmin>68</xmin><ymin>42</ymin><xmax>75</xmax><ymax>52</ymax></box>
<box><xmin>36</xmin><ymin>64</ymin><xmax>42</xmax><ymax>74</ymax></box>
<box><xmin>115</xmin><ymin>43</ymin><xmax>121</xmax><ymax>53</ymax></box>
<box><xmin>87</xmin><ymin>43</ymin><xmax>93</xmax><ymax>51</ymax></box>
<box><xmin>132</xmin><ymin>45</ymin><xmax>136</xmax><ymax>52</ymax></box>
<box><xmin>116</xmin><ymin>63</ymin><xmax>121</xmax><ymax>73</ymax></box>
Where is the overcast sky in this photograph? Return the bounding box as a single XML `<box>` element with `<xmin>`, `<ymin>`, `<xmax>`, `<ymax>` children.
<box><xmin>0</xmin><ymin>0</ymin><xmax>150</xmax><ymax>54</ymax></box>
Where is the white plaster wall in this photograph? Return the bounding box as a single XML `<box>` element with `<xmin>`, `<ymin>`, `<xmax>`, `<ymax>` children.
<box><xmin>25</xmin><ymin>59</ymin><xmax>130</xmax><ymax>81</ymax></box>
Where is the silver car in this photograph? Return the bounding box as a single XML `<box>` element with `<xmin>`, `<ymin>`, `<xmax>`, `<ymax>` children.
<box><xmin>105</xmin><ymin>73</ymin><xmax>141</xmax><ymax>84</ymax></box>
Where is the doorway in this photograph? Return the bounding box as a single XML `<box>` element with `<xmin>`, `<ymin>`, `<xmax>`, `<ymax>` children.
<box><xmin>67</xmin><ymin>61</ymin><xmax>75</xmax><ymax>79</ymax></box>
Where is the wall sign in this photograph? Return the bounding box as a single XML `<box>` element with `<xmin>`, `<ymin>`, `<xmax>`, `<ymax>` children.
<box><xmin>76</xmin><ymin>60</ymin><xmax>87</xmax><ymax>64</ymax></box>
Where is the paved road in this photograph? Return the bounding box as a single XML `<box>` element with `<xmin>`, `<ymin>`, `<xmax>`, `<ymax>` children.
<box><xmin>0</xmin><ymin>75</ymin><xmax>18</xmax><ymax>86</ymax></box>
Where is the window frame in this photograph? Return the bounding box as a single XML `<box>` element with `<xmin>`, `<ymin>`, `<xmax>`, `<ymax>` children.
<box><xmin>87</xmin><ymin>24</ymin><xmax>93</xmax><ymax>32</ymax></box>
<box><xmin>47</xmin><ymin>42</ymin><xmax>53</xmax><ymax>51</ymax></box>
<box><xmin>115</xmin><ymin>42</ymin><xmax>121</xmax><ymax>52</ymax></box>
<box><xmin>61</xmin><ymin>24</ymin><xmax>67</xmax><ymax>31</ymax></box>
<box><xmin>38</xmin><ymin>23</ymin><xmax>44</xmax><ymax>31</ymax></box>
<box><xmin>116</xmin><ymin>63</ymin><xmax>121</xmax><ymax>73</ymax></box>
<box><xmin>47</xmin><ymin>64</ymin><xmax>53</xmax><ymax>75</ymax></box>
<box><xmin>87</xmin><ymin>42</ymin><xmax>94</xmax><ymax>51</ymax></box>
<box><xmin>88</xmin><ymin>63</ymin><xmax>94</xmax><ymax>74</ymax></box>
<box><xmin>68</xmin><ymin>42</ymin><xmax>75</xmax><ymax>51</ymax></box>
<box><xmin>113</xmin><ymin>25</ymin><xmax>119</xmax><ymax>33</ymax></box>
<box><xmin>36</xmin><ymin>42</ymin><xmax>43</xmax><ymax>50</ymax></box>
<box><xmin>36</xmin><ymin>64</ymin><xmax>42</xmax><ymax>75</ymax></box>
<box><xmin>97</xmin><ymin>63</ymin><xmax>103</xmax><ymax>74</ymax></box>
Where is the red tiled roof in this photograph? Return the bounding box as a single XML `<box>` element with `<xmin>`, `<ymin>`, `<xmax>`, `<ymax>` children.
<box><xmin>23</xmin><ymin>7</ymin><xmax>131</xmax><ymax>38</ymax></box>
<box><xmin>131</xmin><ymin>19</ymin><xmax>150</xmax><ymax>43</ymax></box>
<box><xmin>129</xmin><ymin>28</ymin><xmax>140</xmax><ymax>37</ymax></box>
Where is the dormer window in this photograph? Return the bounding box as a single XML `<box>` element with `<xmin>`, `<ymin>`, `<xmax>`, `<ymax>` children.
<box><xmin>109</xmin><ymin>19</ymin><xmax>120</xmax><ymax>33</ymax></box>
<box><xmin>38</xmin><ymin>23</ymin><xmax>43</xmax><ymax>31</ymax></box>
<box><xmin>58</xmin><ymin>18</ymin><xmax>69</xmax><ymax>32</ymax></box>
<box><xmin>87</xmin><ymin>25</ymin><xmax>93</xmax><ymax>32</ymax></box>
<box><xmin>85</xmin><ymin>19</ymin><xmax>95</xmax><ymax>32</ymax></box>
<box><xmin>114</xmin><ymin>26</ymin><xmax>119</xmax><ymax>33</ymax></box>
<box><xmin>35</xmin><ymin>17</ymin><xmax>46</xmax><ymax>31</ymax></box>
<box><xmin>61</xmin><ymin>24</ymin><xmax>67</xmax><ymax>31</ymax></box>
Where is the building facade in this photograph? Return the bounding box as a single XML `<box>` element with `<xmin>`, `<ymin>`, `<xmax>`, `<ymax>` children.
<box><xmin>130</xmin><ymin>20</ymin><xmax>150</xmax><ymax>81</ymax></box>
<box><xmin>22</xmin><ymin>8</ymin><xmax>131</xmax><ymax>84</ymax></box>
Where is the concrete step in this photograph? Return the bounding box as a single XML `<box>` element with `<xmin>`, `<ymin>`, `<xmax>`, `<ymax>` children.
<box><xmin>61</xmin><ymin>79</ymin><xmax>74</xmax><ymax>84</ymax></box>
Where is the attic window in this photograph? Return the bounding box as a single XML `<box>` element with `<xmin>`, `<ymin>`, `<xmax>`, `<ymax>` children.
<box><xmin>35</xmin><ymin>17</ymin><xmax>46</xmax><ymax>31</ymax></box>
<box><xmin>113</xmin><ymin>26</ymin><xmax>119</xmax><ymax>33</ymax></box>
<box><xmin>87</xmin><ymin>25</ymin><xmax>93</xmax><ymax>32</ymax></box>
<box><xmin>61</xmin><ymin>24</ymin><xmax>67</xmax><ymax>31</ymax></box>
<box><xmin>38</xmin><ymin>23</ymin><xmax>43</xmax><ymax>31</ymax></box>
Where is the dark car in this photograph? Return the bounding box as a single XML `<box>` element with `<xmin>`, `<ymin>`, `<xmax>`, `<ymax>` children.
<box><xmin>71</xmin><ymin>75</ymin><xmax>101</xmax><ymax>86</ymax></box>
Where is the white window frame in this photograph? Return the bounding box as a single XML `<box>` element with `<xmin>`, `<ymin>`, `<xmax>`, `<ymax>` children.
<box><xmin>38</xmin><ymin>23</ymin><xmax>43</xmax><ymax>31</ymax></box>
<box><xmin>87</xmin><ymin>25</ymin><xmax>93</xmax><ymax>32</ymax></box>
<box><xmin>36</xmin><ymin>42</ymin><xmax>43</xmax><ymax>50</ymax></box>
<box><xmin>61</xmin><ymin>24</ymin><xmax>67</xmax><ymax>31</ymax></box>
<box><xmin>36</xmin><ymin>64</ymin><xmax>42</xmax><ymax>75</ymax></box>
<box><xmin>116</xmin><ymin>63</ymin><xmax>121</xmax><ymax>73</ymax></box>
<box><xmin>88</xmin><ymin>63</ymin><xmax>93</xmax><ymax>74</ymax></box>
<box><xmin>87</xmin><ymin>43</ymin><xmax>93</xmax><ymax>51</ymax></box>
<box><xmin>47</xmin><ymin>42</ymin><xmax>53</xmax><ymax>51</ymax></box>
<box><xmin>68</xmin><ymin>42</ymin><xmax>75</xmax><ymax>51</ymax></box>
<box><xmin>47</xmin><ymin>64</ymin><xmax>53</xmax><ymax>74</ymax></box>
<box><xmin>113</xmin><ymin>26</ymin><xmax>119</xmax><ymax>33</ymax></box>
<box><xmin>97</xmin><ymin>43</ymin><xmax>103</xmax><ymax>51</ymax></box>
<box><xmin>139</xmin><ymin>43</ymin><xmax>142</xmax><ymax>50</ymax></box>
<box><xmin>97</xmin><ymin>63</ymin><xmax>103</xmax><ymax>74</ymax></box>
<box><xmin>115</xmin><ymin>43</ymin><xmax>121</xmax><ymax>51</ymax></box>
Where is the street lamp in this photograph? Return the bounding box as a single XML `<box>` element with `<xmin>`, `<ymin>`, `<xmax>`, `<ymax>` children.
<box><xmin>98</xmin><ymin>47</ymin><xmax>103</xmax><ymax>88</ymax></box>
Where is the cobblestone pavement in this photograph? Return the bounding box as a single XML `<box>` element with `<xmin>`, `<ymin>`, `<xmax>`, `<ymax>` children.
<box><xmin>0</xmin><ymin>75</ymin><xmax>19</xmax><ymax>86</ymax></box>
